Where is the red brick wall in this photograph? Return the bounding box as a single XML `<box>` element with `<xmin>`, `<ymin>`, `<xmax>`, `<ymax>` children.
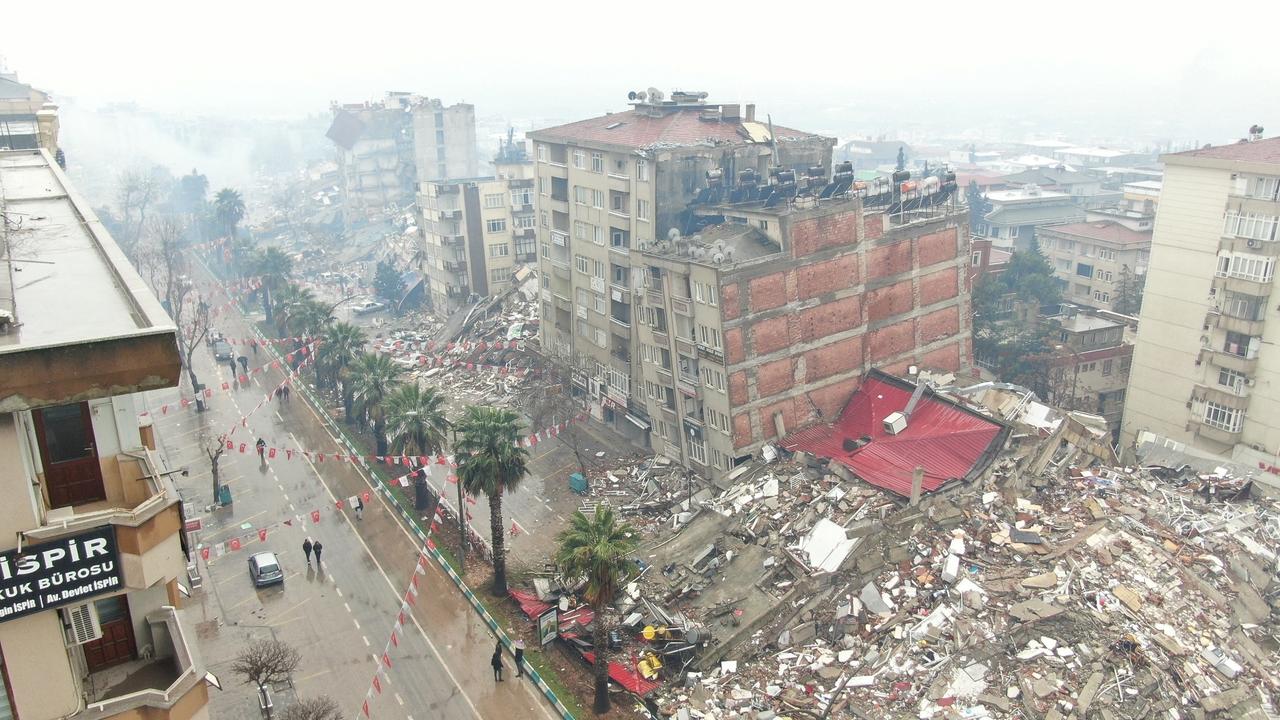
<box><xmin>862</xmin><ymin>212</ymin><xmax>884</xmax><ymax>240</ymax></box>
<box><xmin>756</xmin><ymin>358</ymin><xmax>796</xmax><ymax>397</ymax></box>
<box><xmin>721</xmin><ymin>282</ymin><xmax>741</xmax><ymax>321</ymax></box>
<box><xmin>803</xmin><ymin>336</ymin><xmax>864</xmax><ymax>382</ymax></box>
<box><xmin>918</xmin><ymin>228</ymin><xmax>958</xmax><ymax>267</ymax></box>
<box><xmin>921</xmin><ymin>343</ymin><xmax>961</xmax><ymax>372</ymax></box>
<box><xmin>920</xmin><ymin>268</ymin><xmax>959</xmax><ymax>306</ymax></box>
<box><xmin>748</xmin><ymin>273</ymin><xmax>788</xmax><ymax>313</ymax></box>
<box><xmin>728</xmin><ymin>370</ymin><xmax>749</xmax><ymax>406</ymax></box>
<box><xmin>919</xmin><ymin>306</ymin><xmax>960</xmax><ymax>344</ymax></box>
<box><xmin>870</xmin><ymin>319</ymin><xmax>917</xmax><ymax>363</ymax></box>
<box><xmin>799</xmin><ymin>296</ymin><xmax>862</xmax><ymax>342</ymax></box>
<box><xmin>756</xmin><ymin>397</ymin><xmax>806</xmax><ymax>441</ymax></box>
<box><xmin>867</xmin><ymin>280</ymin><xmax>913</xmax><ymax>323</ymax></box>
<box><xmin>724</xmin><ymin>327</ymin><xmax>745</xmax><ymax>365</ymax></box>
<box><xmin>867</xmin><ymin>241</ymin><xmax>912</xmax><ymax>281</ymax></box>
<box><xmin>791</xmin><ymin>211</ymin><xmax>859</xmax><ymax>257</ymax></box>
<box><xmin>810</xmin><ymin>376</ymin><xmax>861</xmax><ymax>420</ymax></box>
<box><xmin>796</xmin><ymin>255</ymin><xmax>859</xmax><ymax>300</ymax></box>
<box><xmin>751</xmin><ymin>316</ymin><xmax>792</xmax><ymax>356</ymax></box>
<box><xmin>732</xmin><ymin>413</ymin><xmax>752</xmax><ymax>448</ymax></box>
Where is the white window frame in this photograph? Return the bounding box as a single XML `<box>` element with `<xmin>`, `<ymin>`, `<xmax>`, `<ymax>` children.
<box><xmin>637</xmin><ymin>159</ymin><xmax>649</xmax><ymax>181</ymax></box>
<box><xmin>637</xmin><ymin>199</ymin><xmax>650</xmax><ymax>222</ymax></box>
<box><xmin>573</xmin><ymin>150</ymin><xmax>585</xmax><ymax>169</ymax></box>
<box><xmin>1203</xmin><ymin>401</ymin><xmax>1243</xmax><ymax>433</ymax></box>
<box><xmin>483</xmin><ymin>193</ymin><xmax>504</xmax><ymax>209</ymax></box>
<box><xmin>591</xmin><ymin>152</ymin><xmax>604</xmax><ymax>173</ymax></box>
<box><xmin>574</xmin><ymin>255</ymin><xmax>589</xmax><ymax>274</ymax></box>
<box><xmin>537</xmin><ymin>145</ymin><xmax>547</xmax><ymax>162</ymax></box>
<box><xmin>488</xmin><ymin>243</ymin><xmax>510</xmax><ymax>258</ymax></box>
<box><xmin>485</xmin><ymin>218</ymin><xmax>507</xmax><ymax>233</ymax></box>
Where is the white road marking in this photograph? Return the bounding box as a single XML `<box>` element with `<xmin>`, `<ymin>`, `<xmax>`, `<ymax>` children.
<box><xmin>276</xmin><ymin>411</ymin><xmax>284</xmax><ymax>421</ymax></box>
<box><xmin>353</xmin><ymin>618</ymin><xmax>361</xmax><ymax>630</ymax></box>
<box><xmin>335</xmin><ymin>586</ymin><xmax>343</xmax><ymax>597</ymax></box>
<box><xmin>395</xmin><ymin>693</ymin><xmax>404</xmax><ymax>706</ymax></box>
<box><xmin>288</xmin><ymin>503</ymin><xmax>296</xmax><ymax>512</ymax></box>
<box><xmin>344</xmin><ymin>602</ymin><xmax>352</xmax><ymax>613</ymax></box>
<box><xmin>362</xmin><ymin>635</ymin><xmax>370</xmax><ymax>647</ymax></box>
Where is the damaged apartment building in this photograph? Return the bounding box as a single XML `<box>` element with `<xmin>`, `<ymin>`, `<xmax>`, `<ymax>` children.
<box><xmin>531</xmin><ymin>89</ymin><xmax>971</xmax><ymax>483</ymax></box>
<box><xmin>325</xmin><ymin>92</ymin><xmax>478</xmax><ymax>225</ymax></box>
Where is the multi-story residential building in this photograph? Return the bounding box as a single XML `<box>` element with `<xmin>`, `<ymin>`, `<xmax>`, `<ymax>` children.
<box><xmin>529</xmin><ymin>91</ymin><xmax>834</xmax><ymax>446</ymax></box>
<box><xmin>418</xmin><ymin>139</ymin><xmax>535</xmax><ymax>315</ymax></box>
<box><xmin>1045</xmin><ymin>309</ymin><xmax>1133</xmax><ymax>438</ymax></box>
<box><xmin>1121</xmin><ymin>135</ymin><xmax>1280</xmax><ymax>463</ymax></box>
<box><xmin>0</xmin><ymin>71</ymin><xmax>59</xmax><ymax>154</ymax></box>
<box><xmin>625</xmin><ymin>193</ymin><xmax>971</xmax><ymax>480</ymax></box>
<box><xmin>326</xmin><ymin>93</ymin><xmax>478</xmax><ymax>223</ymax></box>
<box><xmin>0</xmin><ymin>149</ymin><xmax>205</xmax><ymax>720</ymax></box>
<box><xmin>976</xmin><ymin>185</ymin><xmax>1085</xmax><ymax>252</ymax></box>
<box><xmin>1053</xmin><ymin>146</ymin><xmax>1152</xmax><ymax>168</ymax></box>
<box><xmin>1038</xmin><ymin>217</ymin><xmax>1151</xmax><ymax>312</ymax></box>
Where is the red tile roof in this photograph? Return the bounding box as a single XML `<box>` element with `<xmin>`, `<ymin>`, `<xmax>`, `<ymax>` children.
<box><xmin>1169</xmin><ymin>137</ymin><xmax>1280</xmax><ymax>165</ymax></box>
<box><xmin>782</xmin><ymin>371</ymin><xmax>1008</xmax><ymax>498</ymax></box>
<box><xmin>1040</xmin><ymin>220</ymin><xmax>1151</xmax><ymax>247</ymax></box>
<box><xmin>530</xmin><ymin>108</ymin><xmax>821</xmax><ymax>150</ymax></box>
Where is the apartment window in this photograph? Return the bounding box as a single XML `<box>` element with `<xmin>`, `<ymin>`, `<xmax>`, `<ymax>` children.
<box><xmin>591</xmin><ymin>152</ymin><xmax>604</xmax><ymax>173</ymax></box>
<box><xmin>594</xmin><ymin>327</ymin><xmax>608</xmax><ymax>348</ymax></box>
<box><xmin>511</xmin><ymin>188</ymin><xmax>533</xmax><ymax>206</ymax></box>
<box><xmin>488</xmin><ymin>243</ymin><xmax>510</xmax><ymax>258</ymax></box>
<box><xmin>540</xmin><ymin>210</ymin><xmax>549</xmax><ymax>227</ymax></box>
<box><xmin>576</xmin><ymin>287</ymin><xmax>590</xmax><ymax>308</ymax></box>
<box><xmin>514</xmin><ymin>215</ymin><xmax>536</xmax><ymax>230</ymax></box>
<box><xmin>1076</xmin><ymin>263</ymin><xmax>1094</xmax><ymax>278</ymax></box>
<box><xmin>708</xmin><ymin>408</ymin><xmax>731</xmax><ymax>434</ymax></box>
<box><xmin>539</xmin><ymin>177</ymin><xmax>547</xmax><ymax>196</ymax></box>
<box><xmin>637</xmin><ymin>199</ymin><xmax>650</xmax><ymax>221</ymax></box>
<box><xmin>972</xmin><ymin>252</ymin><xmax>982</xmax><ymax>266</ymax></box>
<box><xmin>574</xmin><ymin>255</ymin><xmax>589</xmax><ymax>274</ymax></box>
<box><xmin>537</xmin><ymin>145</ymin><xmax>547</xmax><ymax>162</ymax></box>
<box><xmin>1223</xmin><ymin>331</ymin><xmax>1257</xmax><ymax>358</ymax></box>
<box><xmin>758</xmin><ymin>220</ymin><xmax>769</xmax><ymax>231</ymax></box>
<box><xmin>1219</xmin><ymin>368</ymin><xmax>1247</xmax><ymax>392</ymax></box>
<box><xmin>700</xmin><ymin>365</ymin><xmax>726</xmax><ymax>392</ymax></box>
<box><xmin>1096</xmin><ymin>269</ymin><xmax>1113</xmax><ymax>282</ymax></box>
<box><xmin>573</xmin><ymin>150</ymin><xmax>585</xmax><ymax>169</ymax></box>
<box><xmin>1056</xmin><ymin>258</ymin><xmax>1070</xmax><ymax>271</ymax></box>
<box><xmin>611</xmin><ymin>193</ymin><xmax>628</xmax><ymax>214</ymax></box>
<box><xmin>592</xmin><ymin>189</ymin><xmax>605</xmax><ymax>209</ymax></box>
<box><xmin>1009</xmin><ymin>226</ymin><xmax>1020</xmax><ymax>238</ymax></box>
<box><xmin>1239</xmin><ymin>175</ymin><xmax>1280</xmax><ymax>201</ymax></box>
<box><xmin>490</xmin><ymin>267</ymin><xmax>512</xmax><ymax>283</ymax></box>
<box><xmin>1223</xmin><ymin>291</ymin><xmax>1266</xmax><ymax>321</ymax></box>
<box><xmin>1102</xmin><ymin>359</ymin><xmax>1113</xmax><ymax>376</ymax></box>
<box><xmin>593</xmin><ymin>259</ymin><xmax>606</xmax><ymax>279</ymax></box>
<box><xmin>576</xmin><ymin>318</ymin><xmax>590</xmax><ymax>339</ymax></box>
<box><xmin>541</xmin><ymin>243</ymin><xmax>550</xmax><ymax>259</ymax></box>
<box><xmin>698</xmin><ymin>324</ymin><xmax>722</xmax><ymax>350</ymax></box>
<box><xmin>1120</xmin><ymin>356</ymin><xmax>1131</xmax><ymax>371</ymax></box>
<box><xmin>1058</xmin><ymin>238</ymin><xmax>1074</xmax><ymax>251</ymax></box>
<box><xmin>484</xmin><ymin>193</ymin><xmax>504</xmax><ymax>209</ymax></box>
<box><xmin>611</xmin><ymin>229</ymin><xmax>629</xmax><ymax>251</ymax></box>
<box><xmin>1224</xmin><ymin>211</ymin><xmax>1279</xmax><ymax>241</ymax></box>
<box><xmin>593</xmin><ymin>226</ymin><xmax>605</xmax><ymax>246</ymax></box>
<box><xmin>1218</xmin><ymin>253</ymin><xmax>1275</xmax><ymax>282</ymax></box>
<box><xmin>688</xmin><ymin>435</ymin><xmax>707</xmax><ymax>464</ymax></box>
<box><xmin>574</xmin><ymin>186</ymin><xmax>589</xmax><ymax>205</ymax></box>
<box><xmin>574</xmin><ymin>221</ymin><xmax>587</xmax><ymax>240</ymax></box>
<box><xmin>608</xmin><ymin>367</ymin><xmax>630</xmax><ymax>395</ymax></box>
<box><xmin>637</xmin><ymin>159</ymin><xmax>649</xmax><ymax>181</ymax></box>
<box><xmin>1098</xmin><ymin>248</ymin><xmax>1116</xmax><ymax>261</ymax></box>
<box><xmin>1203</xmin><ymin>401</ymin><xmax>1244</xmax><ymax>433</ymax></box>
<box><xmin>593</xmin><ymin>292</ymin><xmax>606</xmax><ymax>314</ymax></box>
<box><xmin>486</xmin><ymin>218</ymin><xmax>507</xmax><ymax>233</ymax></box>
<box><xmin>645</xmin><ymin>380</ymin><xmax>660</xmax><ymax>400</ymax></box>
<box><xmin>1094</xmin><ymin>290</ymin><xmax>1110</xmax><ymax>303</ymax></box>
<box><xmin>611</xmin><ymin>264</ymin><xmax>629</xmax><ymax>286</ymax></box>
<box><xmin>693</xmin><ymin>281</ymin><xmax>718</xmax><ymax>306</ymax></box>
<box><xmin>1074</xmin><ymin>283</ymin><xmax>1091</xmax><ymax>297</ymax></box>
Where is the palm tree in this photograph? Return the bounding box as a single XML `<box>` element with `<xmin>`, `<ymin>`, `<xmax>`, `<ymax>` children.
<box><xmin>385</xmin><ymin>384</ymin><xmax>451</xmax><ymax>510</ymax></box>
<box><xmin>456</xmin><ymin>406</ymin><xmax>528</xmax><ymax>596</ymax></box>
<box><xmin>253</xmin><ymin>247</ymin><xmax>293</xmax><ymax>324</ymax></box>
<box><xmin>273</xmin><ymin>283</ymin><xmax>315</xmax><ymax>337</ymax></box>
<box><xmin>319</xmin><ymin>322</ymin><xmax>366</xmax><ymax>410</ymax></box>
<box><xmin>555</xmin><ymin>509</ymin><xmax>638</xmax><ymax>714</ymax></box>
<box><xmin>291</xmin><ymin>298</ymin><xmax>334</xmax><ymax>340</ymax></box>
<box><xmin>214</xmin><ymin>188</ymin><xmax>245</xmax><ymax>240</ymax></box>
<box><xmin>349</xmin><ymin>353</ymin><xmax>402</xmax><ymax>456</ymax></box>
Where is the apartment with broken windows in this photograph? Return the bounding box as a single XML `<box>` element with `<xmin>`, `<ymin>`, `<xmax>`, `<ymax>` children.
<box><xmin>418</xmin><ymin>139</ymin><xmax>536</xmax><ymax>315</ymax></box>
<box><xmin>0</xmin><ymin>149</ymin><xmax>206</xmax><ymax>720</ymax></box>
<box><xmin>1122</xmin><ymin>134</ymin><xmax>1280</xmax><ymax>466</ymax></box>
<box><xmin>529</xmin><ymin>91</ymin><xmax>833</xmax><ymax>446</ymax></box>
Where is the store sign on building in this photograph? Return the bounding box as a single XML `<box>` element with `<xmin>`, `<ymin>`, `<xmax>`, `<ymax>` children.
<box><xmin>0</xmin><ymin>526</ymin><xmax>122</xmax><ymax>623</ymax></box>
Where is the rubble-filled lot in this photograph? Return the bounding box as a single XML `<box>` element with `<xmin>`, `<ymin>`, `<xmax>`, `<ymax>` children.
<box><xmin>640</xmin><ymin>457</ymin><xmax>1280</xmax><ymax>719</ymax></box>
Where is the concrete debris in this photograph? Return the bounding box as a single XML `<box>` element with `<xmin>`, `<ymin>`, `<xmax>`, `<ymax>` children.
<box><xmin>647</xmin><ymin>432</ymin><xmax>1280</xmax><ymax>718</ymax></box>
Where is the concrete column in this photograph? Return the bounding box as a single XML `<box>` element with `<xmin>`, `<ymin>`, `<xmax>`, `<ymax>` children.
<box><xmin>910</xmin><ymin>466</ymin><xmax>924</xmax><ymax>506</ymax></box>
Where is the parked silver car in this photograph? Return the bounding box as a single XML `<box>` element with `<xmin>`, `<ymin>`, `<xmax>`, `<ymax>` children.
<box><xmin>248</xmin><ymin>552</ymin><xmax>284</xmax><ymax>587</ymax></box>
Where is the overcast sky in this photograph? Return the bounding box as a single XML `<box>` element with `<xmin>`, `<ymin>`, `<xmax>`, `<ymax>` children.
<box><xmin>4</xmin><ymin>0</ymin><xmax>1278</xmax><ymax>144</ymax></box>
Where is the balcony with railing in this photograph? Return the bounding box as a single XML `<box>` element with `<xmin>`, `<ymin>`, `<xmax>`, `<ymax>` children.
<box><xmin>80</xmin><ymin>606</ymin><xmax>206</xmax><ymax>720</ymax></box>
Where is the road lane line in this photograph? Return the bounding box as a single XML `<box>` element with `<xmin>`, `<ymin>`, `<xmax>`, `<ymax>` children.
<box><xmin>335</xmin><ymin>586</ymin><xmax>343</xmax><ymax>597</ymax></box>
<box><xmin>344</xmin><ymin>602</ymin><xmax>352</xmax><ymax>613</ymax></box>
<box><xmin>395</xmin><ymin>694</ymin><xmax>404</xmax><ymax>706</ymax></box>
<box><xmin>352</xmin><ymin>618</ymin><xmax>361</xmax><ymax>630</ymax></box>
<box><xmin>362</xmin><ymin>635</ymin><xmax>370</xmax><ymax>647</ymax></box>
<box><xmin>289</xmin><ymin>503</ymin><xmax>296</xmax><ymax>512</ymax></box>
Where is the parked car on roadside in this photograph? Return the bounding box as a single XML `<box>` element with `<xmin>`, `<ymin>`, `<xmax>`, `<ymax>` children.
<box><xmin>352</xmin><ymin>299</ymin><xmax>386</xmax><ymax>316</ymax></box>
<box><xmin>213</xmin><ymin>339</ymin><xmax>233</xmax><ymax>360</ymax></box>
<box><xmin>248</xmin><ymin>552</ymin><xmax>284</xmax><ymax>587</ymax></box>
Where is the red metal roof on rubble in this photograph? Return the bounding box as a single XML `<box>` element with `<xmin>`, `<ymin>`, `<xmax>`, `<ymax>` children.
<box><xmin>782</xmin><ymin>370</ymin><xmax>1008</xmax><ymax>497</ymax></box>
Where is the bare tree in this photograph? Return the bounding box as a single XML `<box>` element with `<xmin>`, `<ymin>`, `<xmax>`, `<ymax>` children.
<box><xmin>207</xmin><ymin>437</ymin><xmax>226</xmax><ymax>505</ymax></box>
<box><xmin>279</xmin><ymin>696</ymin><xmax>342</xmax><ymax>720</ymax></box>
<box><xmin>116</xmin><ymin>169</ymin><xmax>159</xmax><ymax>258</ymax></box>
<box><xmin>232</xmin><ymin>639</ymin><xmax>301</xmax><ymax>704</ymax></box>
<box><xmin>523</xmin><ymin>351</ymin><xmax>591</xmax><ymax>476</ymax></box>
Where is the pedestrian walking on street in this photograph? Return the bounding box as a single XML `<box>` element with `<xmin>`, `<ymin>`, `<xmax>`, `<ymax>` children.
<box><xmin>237</xmin><ymin>355</ymin><xmax>249</xmax><ymax>374</ymax></box>
<box><xmin>227</xmin><ymin>359</ymin><xmax>237</xmax><ymax>379</ymax></box>
<box><xmin>491</xmin><ymin>647</ymin><xmax>504</xmax><ymax>682</ymax></box>
<box><xmin>354</xmin><ymin>496</ymin><xmax>364</xmax><ymax>521</ymax></box>
<box><xmin>313</xmin><ymin>540</ymin><xmax>323</xmax><ymax>567</ymax></box>
<box><xmin>303</xmin><ymin>537</ymin><xmax>313</xmax><ymax>566</ymax></box>
<box><xmin>514</xmin><ymin>639</ymin><xmax>526</xmax><ymax>677</ymax></box>
<box><xmin>255</xmin><ymin>437</ymin><xmax>267</xmax><ymax>465</ymax></box>
<box><xmin>251</xmin><ymin>340</ymin><xmax>259</xmax><ymax>357</ymax></box>
<box><xmin>282</xmin><ymin>384</ymin><xmax>291</xmax><ymax>402</ymax></box>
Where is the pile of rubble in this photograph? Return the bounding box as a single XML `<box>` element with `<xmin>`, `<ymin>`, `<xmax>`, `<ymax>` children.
<box><xmin>647</xmin><ymin>459</ymin><xmax>1280</xmax><ymax>719</ymax></box>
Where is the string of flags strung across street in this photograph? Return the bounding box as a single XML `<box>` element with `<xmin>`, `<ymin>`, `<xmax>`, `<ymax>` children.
<box><xmin>138</xmin><ymin>344</ymin><xmax>317</xmax><ymax>418</ymax></box>
<box><xmin>196</xmin><ymin>488</ymin><xmax>374</xmax><ymax>562</ymax></box>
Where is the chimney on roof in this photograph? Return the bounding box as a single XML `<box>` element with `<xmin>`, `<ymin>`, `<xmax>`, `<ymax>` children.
<box><xmin>745</xmin><ymin>104</ymin><xmax>756</xmax><ymax>123</ymax></box>
<box><xmin>721</xmin><ymin>104</ymin><xmax>740</xmax><ymax>121</ymax></box>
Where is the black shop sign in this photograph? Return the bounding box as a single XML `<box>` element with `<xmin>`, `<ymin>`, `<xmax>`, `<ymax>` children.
<box><xmin>0</xmin><ymin>526</ymin><xmax>122</xmax><ymax>623</ymax></box>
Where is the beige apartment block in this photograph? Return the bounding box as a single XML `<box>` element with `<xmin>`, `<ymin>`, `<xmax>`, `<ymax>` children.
<box><xmin>1122</xmin><ymin>136</ymin><xmax>1280</xmax><ymax>465</ymax></box>
<box><xmin>418</xmin><ymin>144</ymin><xmax>536</xmax><ymax>316</ymax></box>
<box><xmin>0</xmin><ymin>149</ymin><xmax>205</xmax><ymax>720</ymax></box>
<box><xmin>0</xmin><ymin>72</ymin><xmax>59</xmax><ymax>154</ymax></box>
<box><xmin>529</xmin><ymin>92</ymin><xmax>833</xmax><ymax>454</ymax></box>
<box><xmin>1039</xmin><ymin>218</ymin><xmax>1151</xmax><ymax>312</ymax></box>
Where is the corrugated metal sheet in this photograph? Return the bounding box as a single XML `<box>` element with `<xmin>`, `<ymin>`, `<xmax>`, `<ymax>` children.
<box><xmin>783</xmin><ymin>371</ymin><xmax>1007</xmax><ymax>497</ymax></box>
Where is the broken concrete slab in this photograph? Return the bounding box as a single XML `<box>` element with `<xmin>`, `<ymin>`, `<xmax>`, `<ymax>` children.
<box><xmin>1021</xmin><ymin>571</ymin><xmax>1058</xmax><ymax>589</ymax></box>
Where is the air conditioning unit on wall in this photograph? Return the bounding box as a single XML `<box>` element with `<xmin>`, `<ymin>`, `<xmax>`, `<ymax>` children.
<box><xmin>62</xmin><ymin>603</ymin><xmax>103</xmax><ymax>646</ymax></box>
